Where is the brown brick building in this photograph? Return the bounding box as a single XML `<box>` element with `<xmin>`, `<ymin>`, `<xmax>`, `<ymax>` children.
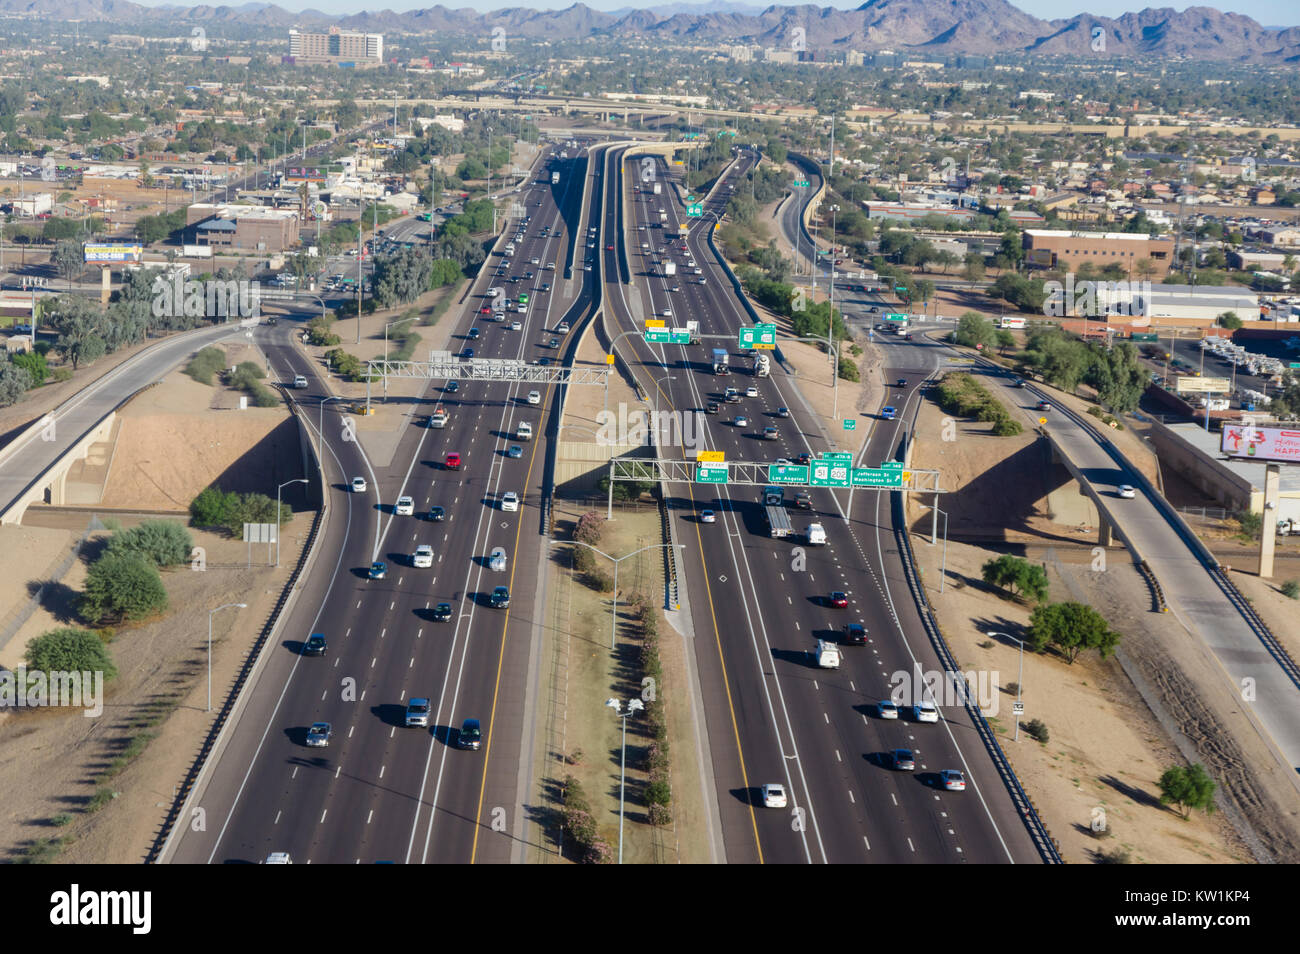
<box><xmin>1023</xmin><ymin>228</ymin><xmax>1176</xmax><ymax>277</ymax></box>
<box><xmin>186</xmin><ymin>203</ymin><xmax>301</xmax><ymax>252</ymax></box>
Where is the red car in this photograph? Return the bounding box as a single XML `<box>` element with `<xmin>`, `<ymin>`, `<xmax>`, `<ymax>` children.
<box><xmin>829</xmin><ymin>591</ymin><xmax>848</xmax><ymax>608</ymax></box>
<box><xmin>479</xmin><ymin>306</ymin><xmax>491</xmax><ymax>314</ymax></box>
<box><xmin>445</xmin><ymin>452</ymin><xmax>461</xmax><ymax>470</ymax></box>
<box><xmin>795</xmin><ymin>453</ymin><xmax>812</xmax><ymax>467</ymax></box>
<box><xmin>606</xmin><ymin>244</ymin><xmax>615</xmax><ymax>251</ymax></box>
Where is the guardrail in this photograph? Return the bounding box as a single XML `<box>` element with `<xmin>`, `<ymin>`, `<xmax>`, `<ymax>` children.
<box><xmin>1136</xmin><ymin>560</ymin><xmax>1168</xmax><ymax>613</ymax></box>
<box><xmin>891</xmin><ymin>489</ymin><xmax>1063</xmax><ymax>864</ymax></box>
<box><xmin>148</xmin><ymin>391</ymin><xmax>327</xmax><ymax>864</ymax></box>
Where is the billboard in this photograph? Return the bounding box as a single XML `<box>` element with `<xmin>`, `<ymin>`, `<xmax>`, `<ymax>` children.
<box><xmin>1175</xmin><ymin>377</ymin><xmax>1231</xmax><ymax>394</ymax></box>
<box><xmin>1025</xmin><ymin>248</ymin><xmax>1054</xmax><ymax>268</ymax></box>
<box><xmin>1220</xmin><ymin>425</ymin><xmax>1300</xmax><ymax>463</ymax></box>
<box><xmin>83</xmin><ymin>243</ymin><xmax>143</xmax><ymax>264</ymax></box>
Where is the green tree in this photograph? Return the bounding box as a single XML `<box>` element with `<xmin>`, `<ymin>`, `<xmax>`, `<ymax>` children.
<box><xmin>10</xmin><ymin>350</ymin><xmax>48</xmax><ymax>386</ymax></box>
<box><xmin>1217</xmin><ymin>311</ymin><xmax>1242</xmax><ymax>330</ymax></box>
<box><xmin>53</xmin><ymin>239</ymin><xmax>84</xmax><ymax>287</ymax></box>
<box><xmin>1028</xmin><ymin>601</ymin><xmax>1121</xmax><ymax>663</ymax></box>
<box><xmin>0</xmin><ymin>360</ymin><xmax>33</xmax><ymax>406</ymax></box>
<box><xmin>80</xmin><ymin>552</ymin><xmax>169</xmax><ymax>623</ymax></box>
<box><xmin>981</xmin><ymin>554</ymin><xmax>1048</xmax><ymax>602</ymax></box>
<box><xmin>954</xmin><ymin>312</ymin><xmax>996</xmax><ymax>350</ymax></box>
<box><xmin>24</xmin><ymin>627</ymin><xmax>117</xmax><ymax>682</ymax></box>
<box><xmin>1158</xmin><ymin>764</ymin><xmax>1216</xmax><ymax>818</ymax></box>
<box><xmin>106</xmin><ymin>520</ymin><xmax>193</xmax><ymax>567</ymax></box>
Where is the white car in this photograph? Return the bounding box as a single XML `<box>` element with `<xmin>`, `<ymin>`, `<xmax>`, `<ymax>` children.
<box><xmin>1117</xmin><ymin>484</ymin><xmax>1136</xmax><ymax>499</ymax></box>
<box><xmin>939</xmin><ymin>769</ymin><xmax>966</xmax><ymax>792</ymax></box>
<box><xmin>877</xmin><ymin>700</ymin><xmax>899</xmax><ymax>720</ymax></box>
<box><xmin>913</xmin><ymin>701</ymin><xmax>939</xmax><ymax>723</ymax></box>
<box><xmin>395</xmin><ymin>495</ymin><xmax>414</xmax><ymax>516</ymax></box>
<box><xmin>511</xmin><ymin>320</ymin><xmax>522</xmax><ymax>331</ymax></box>
<box><xmin>501</xmin><ymin>491</ymin><xmax>519</xmax><ymax>512</ymax></box>
<box><xmin>527</xmin><ymin>390</ymin><xmax>541</xmax><ymax>405</ymax></box>
<box><xmin>761</xmin><ymin>783</ymin><xmax>788</xmax><ymax>809</ymax></box>
<box><xmin>412</xmin><ymin>545</ymin><xmax>434</xmax><ymax>568</ymax></box>
<box><xmin>700</xmin><ymin>510</ymin><xmax>716</xmax><ymax>524</ymax></box>
<box><xmin>745</xmin><ymin>386</ymin><xmax>758</xmax><ymax>398</ymax></box>
<box><xmin>489</xmin><ymin>546</ymin><xmax>508</xmax><ymax>572</ymax></box>
<box><xmin>351</xmin><ymin>477</ymin><xmax>367</xmax><ymax>493</ymax></box>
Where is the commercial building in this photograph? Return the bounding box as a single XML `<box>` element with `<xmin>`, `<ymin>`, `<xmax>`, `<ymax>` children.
<box><xmin>1023</xmin><ymin>228</ymin><xmax>1176</xmax><ymax>277</ymax></box>
<box><xmin>286</xmin><ymin>27</ymin><xmax>383</xmax><ymax>67</ymax></box>
<box><xmin>185</xmin><ymin>203</ymin><xmax>301</xmax><ymax>252</ymax></box>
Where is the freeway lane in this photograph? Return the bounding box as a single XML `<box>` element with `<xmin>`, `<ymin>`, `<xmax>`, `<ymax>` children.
<box><xmin>606</xmin><ymin>147</ymin><xmax>1045</xmax><ymax>862</ymax></box>
<box><xmin>165</xmin><ymin>144</ymin><xmax>600</xmax><ymax>863</ymax></box>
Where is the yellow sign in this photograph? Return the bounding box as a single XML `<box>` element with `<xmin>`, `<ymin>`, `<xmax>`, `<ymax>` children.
<box><xmin>646</xmin><ymin>319</ymin><xmax>665</xmax><ymax>328</ymax></box>
<box><xmin>1175</xmin><ymin>376</ymin><xmax>1231</xmax><ymax>394</ymax></box>
<box><xmin>606</xmin><ymin>354</ymin><xmax>615</xmax><ymax>365</ymax></box>
<box><xmin>697</xmin><ymin>450</ymin><xmax>725</xmax><ymax>463</ymax></box>
<box><xmin>902</xmin><ymin>471</ymin><xmax>911</xmax><ymax>483</ymax></box>
<box><xmin>1038</xmin><ymin>417</ymin><xmax>1047</xmax><ymax>425</ymax></box>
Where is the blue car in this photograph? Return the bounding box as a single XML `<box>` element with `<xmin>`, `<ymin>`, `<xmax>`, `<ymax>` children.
<box><xmin>369</xmin><ymin>561</ymin><xmax>387</xmax><ymax>580</ymax></box>
<box><xmin>507</xmin><ymin>445</ymin><xmax>523</xmax><ymax>459</ymax></box>
<box><xmin>880</xmin><ymin>406</ymin><xmax>897</xmax><ymax>420</ymax></box>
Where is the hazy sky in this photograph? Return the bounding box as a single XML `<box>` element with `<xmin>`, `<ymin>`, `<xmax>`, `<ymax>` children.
<box><xmin>203</xmin><ymin>0</ymin><xmax>1296</xmax><ymax>24</ymax></box>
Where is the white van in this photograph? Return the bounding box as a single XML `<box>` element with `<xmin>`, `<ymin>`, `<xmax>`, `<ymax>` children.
<box><xmin>815</xmin><ymin>639</ymin><xmax>841</xmax><ymax>669</ymax></box>
<box><xmin>516</xmin><ymin>421</ymin><xmax>533</xmax><ymax>441</ymax></box>
<box><xmin>807</xmin><ymin>523</ymin><xmax>827</xmax><ymax>545</ymax></box>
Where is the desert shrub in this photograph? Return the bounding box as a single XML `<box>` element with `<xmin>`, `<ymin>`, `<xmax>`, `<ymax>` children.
<box><xmin>106</xmin><ymin>520</ymin><xmax>192</xmax><ymax>567</ymax></box>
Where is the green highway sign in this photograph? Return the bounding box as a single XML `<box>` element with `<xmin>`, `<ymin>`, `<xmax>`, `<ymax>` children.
<box><xmin>843</xmin><ymin>419</ymin><xmax>856</xmax><ymax>431</ymax></box>
<box><xmin>852</xmin><ymin>467</ymin><xmax>903</xmax><ymax>488</ymax></box>
<box><xmin>686</xmin><ymin>196</ymin><xmax>703</xmax><ymax>217</ymax></box>
<box><xmin>811</xmin><ymin>460</ymin><xmax>851</xmax><ymax>487</ymax></box>
<box><xmin>820</xmin><ymin>452</ymin><xmax>853</xmax><ymax>462</ymax></box>
<box><xmin>884</xmin><ymin>313</ymin><xmax>908</xmax><ymax>322</ymax></box>
<box><xmin>696</xmin><ymin>462</ymin><xmax>729</xmax><ymax>484</ymax></box>
<box><xmin>768</xmin><ymin>464</ymin><xmax>810</xmax><ymax>484</ymax></box>
<box><xmin>881</xmin><ymin>460</ymin><xmax>904</xmax><ymax>470</ymax></box>
<box><xmin>646</xmin><ymin>328</ymin><xmax>690</xmax><ymax>344</ymax></box>
<box><xmin>739</xmin><ymin>323</ymin><xmax>777</xmax><ymax>350</ymax></box>
<box><xmin>793</xmin><ymin>179</ymin><xmax>810</xmax><ymax>188</ymax></box>
<box><xmin>1291</xmin><ymin>362</ymin><xmax>1300</xmax><ymax>369</ymax></box>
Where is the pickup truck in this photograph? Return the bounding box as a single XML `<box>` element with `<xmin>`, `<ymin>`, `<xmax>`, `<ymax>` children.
<box><xmin>428</xmin><ymin>408</ymin><xmax>449</xmax><ymax>428</ymax></box>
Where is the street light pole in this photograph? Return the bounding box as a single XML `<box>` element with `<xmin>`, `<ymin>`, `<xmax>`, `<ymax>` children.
<box><xmin>276</xmin><ymin>478</ymin><xmax>308</xmax><ymax>567</ymax></box>
<box><xmin>605</xmin><ymin>697</ymin><xmax>644</xmax><ymax>864</ymax></box>
<box><xmin>208</xmin><ymin>602</ymin><xmax>247</xmax><ymax>712</ymax></box>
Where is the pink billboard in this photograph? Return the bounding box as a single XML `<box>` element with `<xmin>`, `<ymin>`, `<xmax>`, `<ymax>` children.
<box><xmin>1220</xmin><ymin>425</ymin><xmax>1300</xmax><ymax>463</ymax></box>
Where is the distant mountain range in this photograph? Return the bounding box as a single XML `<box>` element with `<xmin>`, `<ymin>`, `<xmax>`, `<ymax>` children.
<box><xmin>4</xmin><ymin>0</ymin><xmax>1299</xmax><ymax>63</ymax></box>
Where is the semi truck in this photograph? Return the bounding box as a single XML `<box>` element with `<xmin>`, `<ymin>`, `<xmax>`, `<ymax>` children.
<box><xmin>712</xmin><ymin>349</ymin><xmax>730</xmax><ymax>374</ymax></box>
<box><xmin>664</xmin><ymin>261</ymin><xmax>677</xmax><ymax>277</ymax></box>
<box><xmin>686</xmin><ymin>320</ymin><xmax>700</xmax><ymax>344</ymax></box>
<box><xmin>551</xmin><ymin>171</ymin><xmax>560</xmax><ymax>185</ymax></box>
<box><xmin>765</xmin><ymin>505</ymin><xmax>793</xmax><ymax>539</ymax></box>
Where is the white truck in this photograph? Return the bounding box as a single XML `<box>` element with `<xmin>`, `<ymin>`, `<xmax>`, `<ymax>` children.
<box><xmin>664</xmin><ymin>261</ymin><xmax>677</xmax><ymax>277</ymax></box>
<box><xmin>516</xmin><ymin>421</ymin><xmax>533</xmax><ymax>441</ymax></box>
<box><xmin>428</xmin><ymin>407</ymin><xmax>449</xmax><ymax>428</ymax></box>
<box><xmin>754</xmin><ymin>354</ymin><xmax>770</xmax><ymax>377</ymax></box>
<box><xmin>686</xmin><ymin>320</ymin><xmax>700</xmax><ymax>344</ymax></box>
<box><xmin>806</xmin><ymin>523</ymin><xmax>827</xmax><ymax>545</ymax></box>
<box><xmin>653</xmin><ymin>182</ymin><xmax>662</xmax><ymax>195</ymax></box>
<box><xmin>551</xmin><ymin>171</ymin><xmax>560</xmax><ymax>185</ymax></box>
<box><xmin>815</xmin><ymin>639</ymin><xmax>841</xmax><ymax>669</ymax></box>
<box><xmin>712</xmin><ymin>349</ymin><xmax>730</xmax><ymax>375</ymax></box>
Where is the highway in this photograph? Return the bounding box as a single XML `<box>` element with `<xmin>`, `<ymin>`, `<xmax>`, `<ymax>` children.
<box><xmin>163</xmin><ymin>141</ymin><xmax>602</xmax><ymax>863</ymax></box>
<box><xmin>597</xmin><ymin>145</ymin><xmax>1050</xmax><ymax>862</ymax></box>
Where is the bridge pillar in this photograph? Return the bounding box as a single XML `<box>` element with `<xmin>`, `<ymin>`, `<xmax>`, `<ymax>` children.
<box><xmin>1258</xmin><ymin>463</ymin><xmax>1281</xmax><ymax>579</ymax></box>
<box><xmin>47</xmin><ymin>468</ymin><xmax>67</xmax><ymax>507</ymax></box>
<box><xmin>1097</xmin><ymin>517</ymin><xmax>1113</xmax><ymax>548</ymax></box>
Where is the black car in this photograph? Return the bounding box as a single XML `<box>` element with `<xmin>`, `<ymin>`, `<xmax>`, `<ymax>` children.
<box><xmin>896</xmin><ymin>378</ymin><xmax>907</xmax><ymax>388</ymax></box>
<box><xmin>705</xmin><ymin>401</ymin><xmax>720</xmax><ymax>414</ymax></box>
<box><xmin>445</xmin><ymin>380</ymin><xmax>459</xmax><ymax>393</ymax></box>
<box><xmin>458</xmin><ymin>718</ymin><xmax>482</xmax><ymax>750</ymax></box>
<box><xmin>793</xmin><ymin>491</ymin><xmax>813</xmax><ymax>510</ymax></box>
<box><xmin>432</xmin><ymin>602</ymin><xmax>453</xmax><ymax>622</ymax></box>
<box><xmin>468</xmin><ymin>328</ymin><xmax>481</xmax><ymax>340</ymax></box>
<box><xmin>428</xmin><ymin>506</ymin><xmax>445</xmax><ymax>521</ymax></box>
<box><xmin>463</xmin><ymin>348</ymin><xmax>475</xmax><ymax>359</ymax></box>
<box><xmin>843</xmin><ymin>622</ymin><xmax>866</xmax><ymax>645</ymax></box>
<box><xmin>302</xmin><ymin>633</ymin><xmax>327</xmax><ymax>656</ymax></box>
<box><xmin>490</xmin><ymin>586</ymin><xmax>510</xmax><ymax>608</ymax></box>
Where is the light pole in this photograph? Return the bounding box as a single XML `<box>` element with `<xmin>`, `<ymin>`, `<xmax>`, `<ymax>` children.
<box><xmin>551</xmin><ymin>540</ymin><xmax>682</xmax><ymax>644</ymax></box>
<box><xmin>382</xmin><ymin>317</ymin><xmax>412</xmax><ymax>399</ymax></box>
<box><xmin>989</xmin><ymin>632</ymin><xmax>1027</xmax><ymax>742</ymax></box>
<box><xmin>653</xmin><ymin>373</ymin><xmax>676</xmax><ymax>418</ymax></box>
<box><xmin>928</xmin><ymin>505</ymin><xmax>950</xmax><ymax>594</ymax></box>
<box><xmin>827</xmin><ymin>204</ymin><xmax>840</xmax><ymax>371</ymax></box>
<box><xmin>605</xmin><ymin>697</ymin><xmax>644</xmax><ymax>864</ymax></box>
<box><xmin>318</xmin><ymin>394</ymin><xmax>345</xmax><ymax>443</ymax></box>
<box><xmin>208</xmin><ymin>603</ymin><xmax>247</xmax><ymax>712</ymax></box>
<box><xmin>276</xmin><ymin>478</ymin><xmax>308</xmax><ymax>567</ymax></box>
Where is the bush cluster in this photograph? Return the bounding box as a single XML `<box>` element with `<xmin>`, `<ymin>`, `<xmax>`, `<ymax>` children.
<box><xmin>184</xmin><ymin>346</ymin><xmax>226</xmax><ymax>385</ymax></box>
<box><xmin>106</xmin><ymin>520</ymin><xmax>193</xmax><ymax>567</ymax></box>
<box><xmin>190</xmin><ymin>487</ymin><xmax>289</xmax><ymax>537</ymax></box>
<box><xmin>559</xmin><ymin>775</ymin><xmax>612</xmax><ymax>864</ymax></box>
<box><xmin>935</xmin><ymin>372</ymin><xmax>1022</xmax><ymax>435</ymax></box>
<box><xmin>630</xmin><ymin>594</ymin><xmax>672</xmax><ymax>827</ymax></box>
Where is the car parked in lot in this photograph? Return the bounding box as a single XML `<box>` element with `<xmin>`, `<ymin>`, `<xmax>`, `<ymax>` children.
<box><xmin>305</xmin><ymin>722</ymin><xmax>331</xmax><ymax>747</ymax></box>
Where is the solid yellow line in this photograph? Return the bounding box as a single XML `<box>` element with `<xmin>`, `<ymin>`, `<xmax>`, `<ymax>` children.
<box><xmin>470</xmin><ymin>379</ymin><xmax>549</xmax><ymax>864</ymax></box>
